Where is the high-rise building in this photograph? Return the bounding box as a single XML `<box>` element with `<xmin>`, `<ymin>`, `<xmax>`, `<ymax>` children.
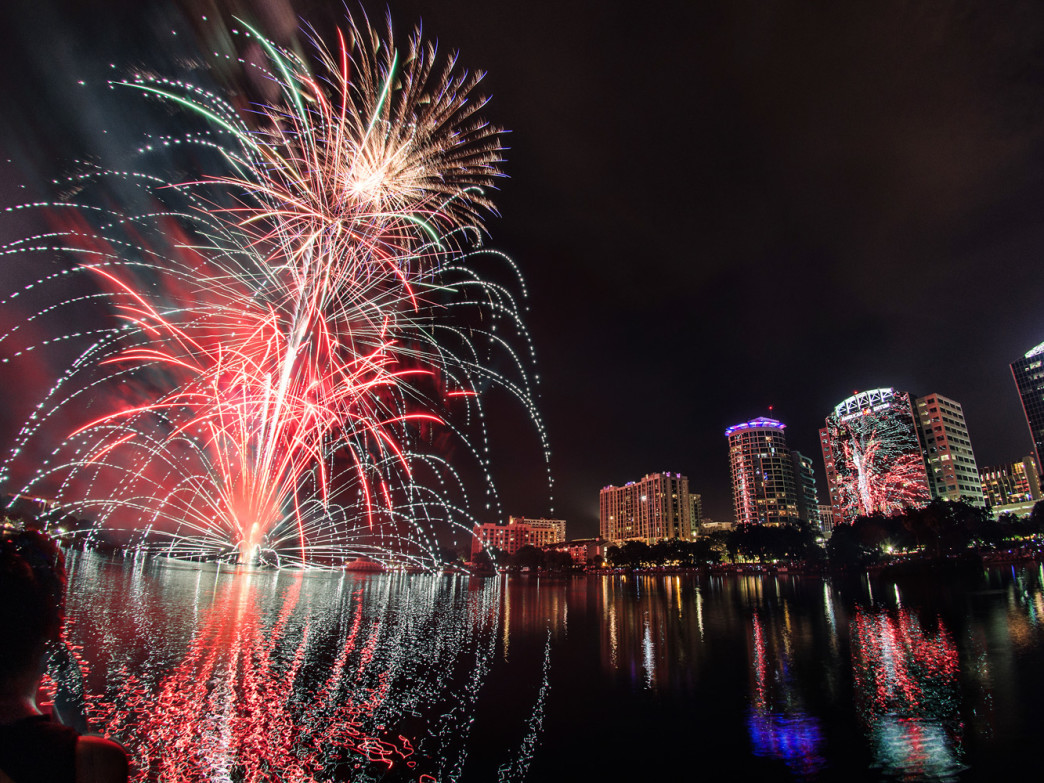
<box><xmin>980</xmin><ymin>456</ymin><xmax>1041</xmax><ymax>507</ymax></box>
<box><xmin>820</xmin><ymin>389</ymin><xmax>931</xmax><ymax>524</ymax></box>
<box><xmin>726</xmin><ymin>417</ymin><xmax>800</xmax><ymax>526</ymax></box>
<box><xmin>790</xmin><ymin>450</ymin><xmax>821</xmax><ymax>529</ymax></box>
<box><xmin>599</xmin><ymin>473</ymin><xmax>691</xmax><ymax>544</ymax></box>
<box><xmin>913</xmin><ymin>393</ymin><xmax>986</xmax><ymax>507</ymax></box>
<box><xmin>689</xmin><ymin>493</ymin><xmax>703</xmax><ymax>533</ymax></box>
<box><xmin>1011</xmin><ymin>341</ymin><xmax>1044</xmax><ymax>471</ymax></box>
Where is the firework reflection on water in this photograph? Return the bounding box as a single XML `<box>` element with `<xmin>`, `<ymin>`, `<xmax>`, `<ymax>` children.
<box><xmin>63</xmin><ymin>551</ymin><xmax>510</xmax><ymax>781</ymax></box>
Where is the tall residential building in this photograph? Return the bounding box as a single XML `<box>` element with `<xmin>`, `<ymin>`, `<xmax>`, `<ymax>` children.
<box><xmin>913</xmin><ymin>393</ymin><xmax>986</xmax><ymax>507</ymax></box>
<box><xmin>471</xmin><ymin>516</ymin><xmax>567</xmax><ymax>557</ymax></box>
<box><xmin>980</xmin><ymin>456</ymin><xmax>1041</xmax><ymax>507</ymax></box>
<box><xmin>726</xmin><ymin>417</ymin><xmax>800</xmax><ymax>526</ymax></box>
<box><xmin>1011</xmin><ymin>341</ymin><xmax>1044</xmax><ymax>471</ymax></box>
<box><xmin>689</xmin><ymin>493</ymin><xmax>703</xmax><ymax>533</ymax></box>
<box><xmin>820</xmin><ymin>389</ymin><xmax>931</xmax><ymax>524</ymax></box>
<box><xmin>790</xmin><ymin>450</ymin><xmax>821</xmax><ymax>529</ymax></box>
<box><xmin>599</xmin><ymin>473</ymin><xmax>691</xmax><ymax>544</ymax></box>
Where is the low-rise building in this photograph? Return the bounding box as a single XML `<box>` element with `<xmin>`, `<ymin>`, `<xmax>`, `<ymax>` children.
<box><xmin>696</xmin><ymin>520</ymin><xmax>734</xmax><ymax>536</ymax></box>
<box><xmin>817</xmin><ymin>504</ymin><xmax>836</xmax><ymax>533</ymax></box>
<box><xmin>471</xmin><ymin>516</ymin><xmax>566</xmax><ymax>557</ymax></box>
<box><xmin>507</xmin><ymin>516</ymin><xmax>566</xmax><ymax>542</ymax></box>
<box><xmin>990</xmin><ymin>499</ymin><xmax>1039</xmax><ymax>519</ymax></box>
<box><xmin>980</xmin><ymin>456</ymin><xmax>1041</xmax><ymax>508</ymax></box>
<box><xmin>544</xmin><ymin>538</ymin><xmax>607</xmax><ymax>565</ymax></box>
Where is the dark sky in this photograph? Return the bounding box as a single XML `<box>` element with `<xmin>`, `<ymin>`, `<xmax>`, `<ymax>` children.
<box><xmin>4</xmin><ymin>0</ymin><xmax>1044</xmax><ymax>539</ymax></box>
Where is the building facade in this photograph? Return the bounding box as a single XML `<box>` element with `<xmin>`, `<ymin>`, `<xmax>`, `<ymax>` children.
<box><xmin>980</xmin><ymin>456</ymin><xmax>1041</xmax><ymax>508</ymax></box>
<box><xmin>689</xmin><ymin>493</ymin><xmax>703</xmax><ymax>534</ymax></box>
<box><xmin>599</xmin><ymin>473</ymin><xmax>692</xmax><ymax>544</ymax></box>
<box><xmin>507</xmin><ymin>516</ymin><xmax>566</xmax><ymax>542</ymax></box>
<box><xmin>820</xmin><ymin>388</ymin><xmax>932</xmax><ymax>524</ymax></box>
<box><xmin>472</xmin><ymin>516</ymin><xmax>567</xmax><ymax>557</ymax></box>
<box><xmin>913</xmin><ymin>393</ymin><xmax>986</xmax><ymax>507</ymax></box>
<box><xmin>1012</xmin><ymin>341</ymin><xmax>1044</xmax><ymax>471</ymax></box>
<box><xmin>726</xmin><ymin>417</ymin><xmax>800</xmax><ymax>526</ymax></box>
<box><xmin>817</xmin><ymin>504</ymin><xmax>836</xmax><ymax>533</ymax></box>
<box><xmin>544</xmin><ymin>538</ymin><xmax>607</xmax><ymax>565</ymax></box>
<box><xmin>790</xmin><ymin>450</ymin><xmax>821</xmax><ymax>529</ymax></box>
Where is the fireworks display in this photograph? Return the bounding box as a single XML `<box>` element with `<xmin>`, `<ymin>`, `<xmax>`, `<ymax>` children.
<box><xmin>0</xmin><ymin>12</ymin><xmax>548</xmax><ymax>568</ymax></box>
<box><xmin>822</xmin><ymin>389</ymin><xmax>931</xmax><ymax>521</ymax></box>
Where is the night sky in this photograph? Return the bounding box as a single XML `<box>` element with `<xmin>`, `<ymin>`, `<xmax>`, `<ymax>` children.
<box><xmin>3</xmin><ymin>0</ymin><xmax>1044</xmax><ymax>539</ymax></box>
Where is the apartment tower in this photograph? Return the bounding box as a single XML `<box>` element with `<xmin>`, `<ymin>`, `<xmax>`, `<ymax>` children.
<box><xmin>913</xmin><ymin>393</ymin><xmax>986</xmax><ymax>507</ymax></box>
<box><xmin>599</xmin><ymin>473</ymin><xmax>692</xmax><ymax>544</ymax></box>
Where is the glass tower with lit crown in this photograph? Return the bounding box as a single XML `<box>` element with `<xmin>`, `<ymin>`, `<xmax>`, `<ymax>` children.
<box><xmin>726</xmin><ymin>417</ymin><xmax>800</xmax><ymax>526</ymax></box>
<box><xmin>1011</xmin><ymin>340</ymin><xmax>1044</xmax><ymax>473</ymax></box>
<box><xmin>819</xmin><ymin>388</ymin><xmax>931</xmax><ymax>524</ymax></box>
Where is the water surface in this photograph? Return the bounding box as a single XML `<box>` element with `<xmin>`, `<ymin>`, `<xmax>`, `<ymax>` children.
<box><xmin>61</xmin><ymin>554</ymin><xmax>1044</xmax><ymax>781</ymax></box>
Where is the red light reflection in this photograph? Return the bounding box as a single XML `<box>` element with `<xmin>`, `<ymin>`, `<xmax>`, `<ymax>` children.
<box><xmin>850</xmin><ymin>606</ymin><xmax>964</xmax><ymax>778</ymax></box>
<box><xmin>86</xmin><ymin>575</ymin><xmax>421</xmax><ymax>781</ymax></box>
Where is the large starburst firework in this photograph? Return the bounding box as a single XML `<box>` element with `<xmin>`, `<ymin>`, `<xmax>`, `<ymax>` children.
<box><xmin>0</xmin><ymin>12</ymin><xmax>548</xmax><ymax>568</ymax></box>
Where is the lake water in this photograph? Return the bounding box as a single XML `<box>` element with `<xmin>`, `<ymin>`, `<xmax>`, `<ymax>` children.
<box><xmin>59</xmin><ymin>552</ymin><xmax>1044</xmax><ymax>781</ymax></box>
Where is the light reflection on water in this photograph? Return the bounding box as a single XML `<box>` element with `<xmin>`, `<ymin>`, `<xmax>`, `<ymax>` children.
<box><xmin>59</xmin><ymin>554</ymin><xmax>1044</xmax><ymax>781</ymax></box>
<box><xmin>747</xmin><ymin>609</ymin><xmax>827</xmax><ymax>777</ymax></box>
<box><xmin>63</xmin><ymin>552</ymin><xmax>509</xmax><ymax>781</ymax></box>
<box><xmin>850</xmin><ymin>607</ymin><xmax>964</xmax><ymax>780</ymax></box>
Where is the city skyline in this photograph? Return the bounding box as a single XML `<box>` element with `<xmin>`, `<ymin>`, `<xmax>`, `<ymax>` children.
<box><xmin>2</xmin><ymin>5</ymin><xmax>1044</xmax><ymax>781</ymax></box>
<box><xmin>2</xmin><ymin>1</ymin><xmax>1044</xmax><ymax>540</ymax></box>
<box><xmin>332</xmin><ymin>0</ymin><xmax>1044</xmax><ymax>535</ymax></box>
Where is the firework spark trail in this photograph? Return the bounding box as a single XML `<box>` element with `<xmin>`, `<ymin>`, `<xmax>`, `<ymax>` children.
<box><xmin>0</xmin><ymin>12</ymin><xmax>549</xmax><ymax>567</ymax></box>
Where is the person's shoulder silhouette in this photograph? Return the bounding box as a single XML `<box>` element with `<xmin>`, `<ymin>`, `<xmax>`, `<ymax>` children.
<box><xmin>0</xmin><ymin>524</ymin><xmax>129</xmax><ymax>783</ymax></box>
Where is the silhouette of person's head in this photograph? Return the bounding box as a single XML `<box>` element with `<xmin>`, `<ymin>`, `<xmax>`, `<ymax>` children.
<box><xmin>0</xmin><ymin>524</ymin><xmax>130</xmax><ymax>780</ymax></box>
<box><xmin>0</xmin><ymin>525</ymin><xmax>66</xmax><ymax>689</ymax></box>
